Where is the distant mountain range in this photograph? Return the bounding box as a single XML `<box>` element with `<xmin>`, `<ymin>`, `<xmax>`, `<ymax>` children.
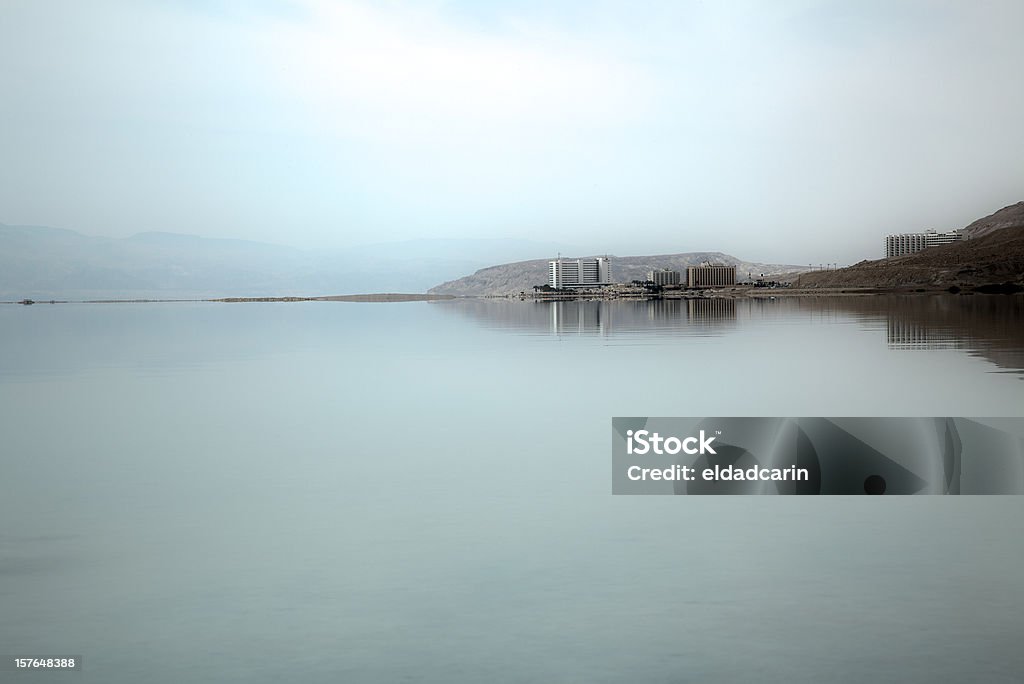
<box><xmin>11</xmin><ymin>201</ymin><xmax>1018</xmax><ymax>299</ymax></box>
<box><xmin>428</xmin><ymin>253</ymin><xmax>804</xmax><ymax>296</ymax></box>
<box><xmin>0</xmin><ymin>224</ymin><xmax>579</xmax><ymax>299</ymax></box>
<box><xmin>799</xmin><ymin>201</ymin><xmax>1024</xmax><ymax>290</ymax></box>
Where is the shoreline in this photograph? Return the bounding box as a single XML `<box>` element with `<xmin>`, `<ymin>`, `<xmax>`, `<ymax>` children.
<box><xmin>212</xmin><ymin>293</ymin><xmax>458</xmax><ymax>303</ymax></box>
<box><xmin>516</xmin><ymin>284</ymin><xmax>1014</xmax><ymax>301</ymax></box>
<box><xmin>4</xmin><ymin>287</ymin><xmax>1020</xmax><ymax>306</ymax></box>
<box><xmin>3</xmin><ymin>293</ymin><xmax>459</xmax><ymax>305</ymax></box>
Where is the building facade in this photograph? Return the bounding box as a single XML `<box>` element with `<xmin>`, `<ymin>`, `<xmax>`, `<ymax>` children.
<box><xmin>549</xmin><ymin>257</ymin><xmax>612</xmax><ymax>289</ymax></box>
<box><xmin>885</xmin><ymin>229</ymin><xmax>964</xmax><ymax>258</ymax></box>
<box><xmin>686</xmin><ymin>264</ymin><xmax>736</xmax><ymax>288</ymax></box>
<box><xmin>647</xmin><ymin>269</ymin><xmax>681</xmax><ymax>286</ymax></box>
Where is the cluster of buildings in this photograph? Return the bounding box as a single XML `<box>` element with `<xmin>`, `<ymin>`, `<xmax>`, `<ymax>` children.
<box><xmin>885</xmin><ymin>229</ymin><xmax>965</xmax><ymax>258</ymax></box>
<box><xmin>546</xmin><ymin>257</ymin><xmax>736</xmax><ymax>290</ymax></box>
<box><xmin>544</xmin><ymin>225</ymin><xmax>967</xmax><ymax>294</ymax></box>
<box><xmin>645</xmin><ymin>265</ymin><xmax>737</xmax><ymax>288</ymax></box>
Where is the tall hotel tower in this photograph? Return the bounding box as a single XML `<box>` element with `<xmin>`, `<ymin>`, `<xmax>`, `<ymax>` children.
<box><xmin>548</xmin><ymin>257</ymin><xmax>612</xmax><ymax>289</ymax></box>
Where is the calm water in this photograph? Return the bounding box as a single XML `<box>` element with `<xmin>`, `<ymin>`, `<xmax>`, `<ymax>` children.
<box><xmin>1</xmin><ymin>295</ymin><xmax>1023</xmax><ymax>683</ymax></box>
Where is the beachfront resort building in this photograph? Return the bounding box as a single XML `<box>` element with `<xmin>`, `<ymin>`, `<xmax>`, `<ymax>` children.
<box><xmin>548</xmin><ymin>257</ymin><xmax>612</xmax><ymax>289</ymax></box>
<box><xmin>647</xmin><ymin>269</ymin><xmax>681</xmax><ymax>286</ymax></box>
<box><xmin>686</xmin><ymin>263</ymin><xmax>736</xmax><ymax>288</ymax></box>
<box><xmin>885</xmin><ymin>229</ymin><xmax>965</xmax><ymax>258</ymax></box>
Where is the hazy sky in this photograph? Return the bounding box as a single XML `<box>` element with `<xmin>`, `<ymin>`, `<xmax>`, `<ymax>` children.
<box><xmin>1</xmin><ymin>0</ymin><xmax>1022</xmax><ymax>264</ymax></box>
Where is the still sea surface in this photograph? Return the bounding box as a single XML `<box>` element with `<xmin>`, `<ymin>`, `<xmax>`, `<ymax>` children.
<box><xmin>1</xmin><ymin>295</ymin><xmax>1023</xmax><ymax>683</ymax></box>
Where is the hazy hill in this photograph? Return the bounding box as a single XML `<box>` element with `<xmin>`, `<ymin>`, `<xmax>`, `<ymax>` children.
<box><xmin>799</xmin><ymin>202</ymin><xmax>1024</xmax><ymax>290</ymax></box>
<box><xmin>428</xmin><ymin>252</ymin><xmax>804</xmax><ymax>296</ymax></box>
<box><xmin>0</xmin><ymin>224</ymin><xmax>576</xmax><ymax>299</ymax></box>
<box><xmin>963</xmin><ymin>201</ymin><xmax>1024</xmax><ymax>239</ymax></box>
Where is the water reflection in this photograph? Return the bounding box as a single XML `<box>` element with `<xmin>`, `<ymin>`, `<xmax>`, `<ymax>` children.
<box><xmin>827</xmin><ymin>294</ymin><xmax>1024</xmax><ymax>373</ymax></box>
<box><xmin>887</xmin><ymin>318</ymin><xmax>963</xmax><ymax>350</ymax></box>
<box><xmin>438</xmin><ymin>298</ymin><xmax>737</xmax><ymax>336</ymax></box>
<box><xmin>438</xmin><ymin>294</ymin><xmax>1024</xmax><ymax>374</ymax></box>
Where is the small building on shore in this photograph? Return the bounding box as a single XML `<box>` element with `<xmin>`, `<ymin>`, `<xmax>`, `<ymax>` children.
<box><xmin>647</xmin><ymin>269</ymin><xmax>681</xmax><ymax>286</ymax></box>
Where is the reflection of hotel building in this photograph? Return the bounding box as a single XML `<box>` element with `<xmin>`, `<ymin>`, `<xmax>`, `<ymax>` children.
<box><xmin>548</xmin><ymin>257</ymin><xmax>612</xmax><ymax>288</ymax></box>
<box><xmin>549</xmin><ymin>300</ymin><xmax>607</xmax><ymax>334</ymax></box>
<box><xmin>647</xmin><ymin>269</ymin><xmax>681</xmax><ymax>286</ymax></box>
<box><xmin>686</xmin><ymin>264</ymin><xmax>736</xmax><ymax>288</ymax></box>
<box><xmin>885</xmin><ymin>229</ymin><xmax>964</xmax><ymax>258</ymax></box>
<box><xmin>687</xmin><ymin>297</ymin><xmax>735</xmax><ymax>321</ymax></box>
<box><xmin>544</xmin><ymin>298</ymin><xmax>737</xmax><ymax>335</ymax></box>
<box><xmin>887</xmin><ymin>318</ymin><xmax>962</xmax><ymax>350</ymax></box>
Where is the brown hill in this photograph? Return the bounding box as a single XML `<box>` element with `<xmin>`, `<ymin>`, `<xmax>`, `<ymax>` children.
<box><xmin>799</xmin><ymin>202</ymin><xmax>1024</xmax><ymax>290</ymax></box>
<box><xmin>963</xmin><ymin>201</ymin><xmax>1024</xmax><ymax>239</ymax></box>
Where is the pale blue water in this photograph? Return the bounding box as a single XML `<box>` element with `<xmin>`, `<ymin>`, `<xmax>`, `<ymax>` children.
<box><xmin>1</xmin><ymin>296</ymin><xmax>1023</xmax><ymax>683</ymax></box>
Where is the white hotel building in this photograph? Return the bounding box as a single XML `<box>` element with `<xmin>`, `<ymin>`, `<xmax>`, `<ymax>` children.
<box><xmin>885</xmin><ymin>229</ymin><xmax>965</xmax><ymax>258</ymax></box>
<box><xmin>548</xmin><ymin>257</ymin><xmax>612</xmax><ymax>289</ymax></box>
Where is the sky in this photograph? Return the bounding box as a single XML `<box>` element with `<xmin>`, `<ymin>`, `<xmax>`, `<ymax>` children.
<box><xmin>1</xmin><ymin>0</ymin><xmax>1022</xmax><ymax>265</ymax></box>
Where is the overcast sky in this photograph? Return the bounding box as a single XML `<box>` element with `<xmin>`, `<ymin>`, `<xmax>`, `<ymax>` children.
<box><xmin>1</xmin><ymin>0</ymin><xmax>1022</xmax><ymax>264</ymax></box>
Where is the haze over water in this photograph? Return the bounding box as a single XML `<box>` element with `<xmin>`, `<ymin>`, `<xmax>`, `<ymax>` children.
<box><xmin>2</xmin><ymin>295</ymin><xmax>1022</xmax><ymax>683</ymax></box>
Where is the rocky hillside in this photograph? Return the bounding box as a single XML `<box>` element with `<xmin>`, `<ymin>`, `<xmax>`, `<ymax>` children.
<box><xmin>428</xmin><ymin>252</ymin><xmax>802</xmax><ymax>296</ymax></box>
<box><xmin>963</xmin><ymin>201</ymin><xmax>1024</xmax><ymax>239</ymax></box>
<box><xmin>799</xmin><ymin>202</ymin><xmax>1024</xmax><ymax>290</ymax></box>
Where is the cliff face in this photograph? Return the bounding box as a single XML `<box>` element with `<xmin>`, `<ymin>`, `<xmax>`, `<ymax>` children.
<box><xmin>799</xmin><ymin>202</ymin><xmax>1024</xmax><ymax>290</ymax></box>
<box><xmin>428</xmin><ymin>252</ymin><xmax>802</xmax><ymax>296</ymax></box>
